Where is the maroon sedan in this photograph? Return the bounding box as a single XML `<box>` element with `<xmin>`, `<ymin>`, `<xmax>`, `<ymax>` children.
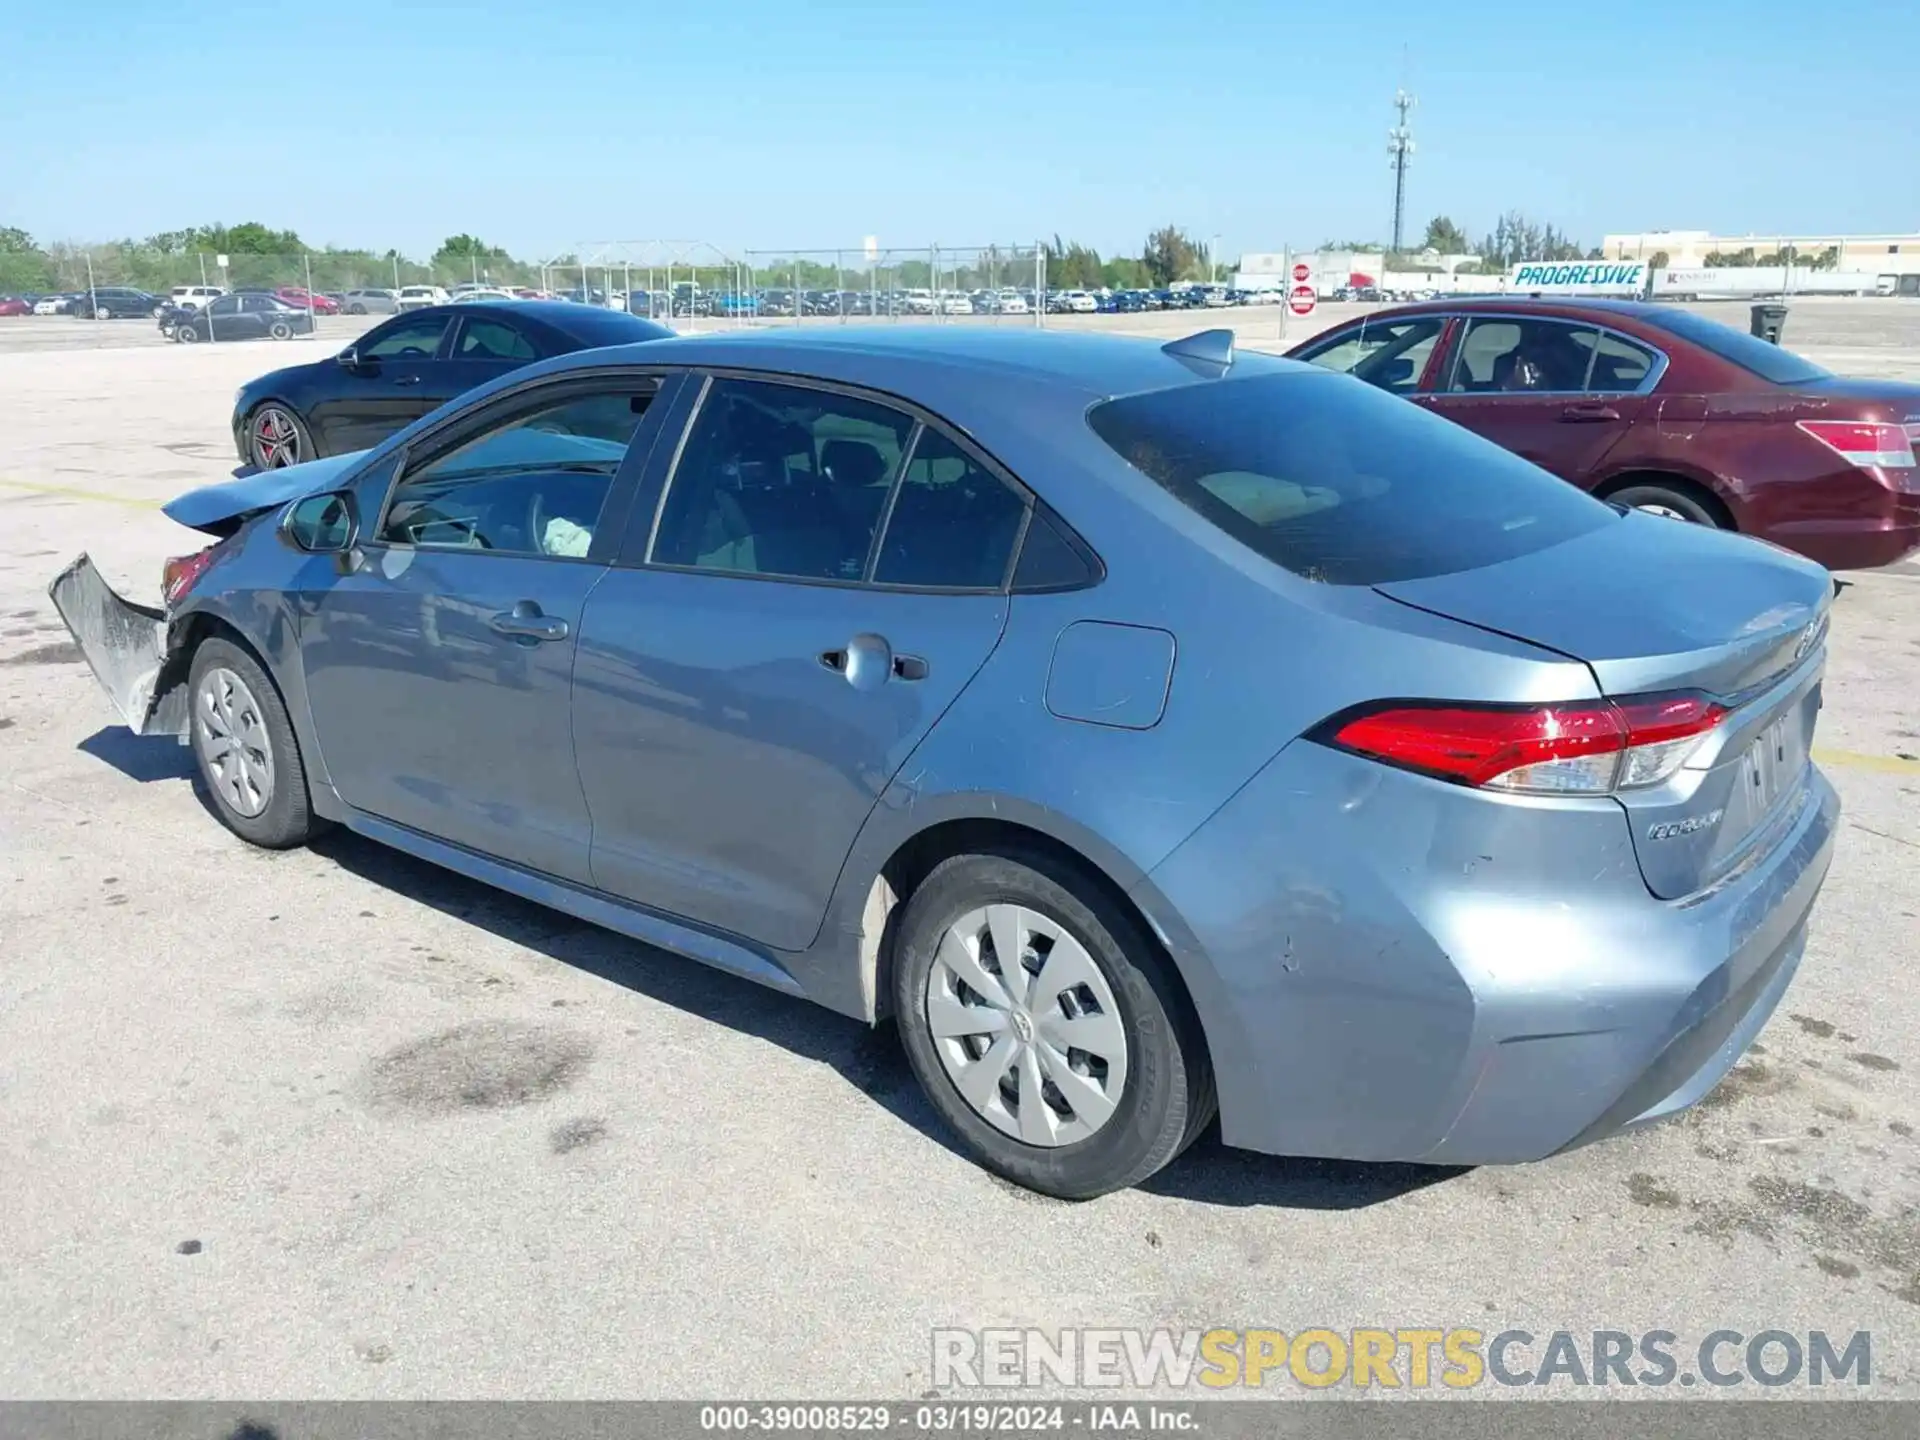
<box><xmin>1287</xmin><ymin>298</ymin><xmax>1920</xmax><ymax>571</ymax></box>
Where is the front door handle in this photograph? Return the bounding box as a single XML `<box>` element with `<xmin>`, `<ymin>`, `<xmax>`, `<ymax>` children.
<box><xmin>489</xmin><ymin>601</ymin><xmax>568</xmax><ymax>643</ymax></box>
<box><xmin>1561</xmin><ymin>401</ymin><xmax>1620</xmax><ymax>422</ymax></box>
<box><xmin>393</xmin><ymin>373</ymin><xmax>424</xmax><ymax>387</ymax></box>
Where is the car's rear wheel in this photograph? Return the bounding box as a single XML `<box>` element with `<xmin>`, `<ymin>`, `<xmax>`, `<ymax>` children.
<box><xmin>349</xmin><ymin>303</ymin><xmax>367</xmax><ymax>314</ymax></box>
<box><xmin>188</xmin><ymin>638</ymin><xmax>321</xmax><ymax>850</ymax></box>
<box><xmin>1605</xmin><ymin>481</ymin><xmax>1727</xmax><ymax>528</ymax></box>
<box><xmin>269</xmin><ymin>320</ymin><xmax>293</xmax><ymax>340</ymax></box>
<box><xmin>247</xmin><ymin>404</ymin><xmax>310</xmax><ymax>469</ymax></box>
<box><xmin>893</xmin><ymin>849</ymin><xmax>1212</xmax><ymax>1199</ymax></box>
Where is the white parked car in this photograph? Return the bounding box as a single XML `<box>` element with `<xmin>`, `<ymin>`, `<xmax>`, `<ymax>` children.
<box><xmin>32</xmin><ymin>295</ymin><xmax>71</xmax><ymax>315</ymax></box>
<box><xmin>1063</xmin><ymin>290</ymin><xmax>1097</xmax><ymax>313</ymax></box>
<box><xmin>997</xmin><ymin>291</ymin><xmax>1030</xmax><ymax>315</ymax></box>
<box><xmin>395</xmin><ymin>285</ymin><xmax>451</xmax><ymax>311</ymax></box>
<box><xmin>939</xmin><ymin>293</ymin><xmax>975</xmax><ymax>315</ymax></box>
<box><xmin>167</xmin><ymin>285</ymin><xmax>227</xmax><ymax>311</ymax></box>
<box><xmin>901</xmin><ymin>288</ymin><xmax>936</xmax><ymax>315</ymax></box>
<box><xmin>450</xmin><ymin>287</ymin><xmax>519</xmax><ymax>303</ymax></box>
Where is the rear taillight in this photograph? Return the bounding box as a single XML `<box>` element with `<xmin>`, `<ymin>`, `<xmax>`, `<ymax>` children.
<box><xmin>161</xmin><ymin>546</ymin><xmax>217</xmax><ymax>605</ymax></box>
<box><xmin>1324</xmin><ymin>692</ymin><xmax>1729</xmax><ymax>795</ymax></box>
<box><xmin>1796</xmin><ymin>419</ymin><xmax>1916</xmax><ymax>469</ymax></box>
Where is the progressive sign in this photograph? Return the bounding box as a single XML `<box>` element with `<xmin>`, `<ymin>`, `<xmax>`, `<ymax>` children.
<box><xmin>1509</xmin><ymin>261</ymin><xmax>1647</xmax><ymax>292</ymax></box>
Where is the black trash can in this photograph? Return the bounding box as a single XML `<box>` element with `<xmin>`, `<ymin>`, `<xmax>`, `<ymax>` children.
<box><xmin>1750</xmin><ymin>303</ymin><xmax>1788</xmax><ymax>344</ymax></box>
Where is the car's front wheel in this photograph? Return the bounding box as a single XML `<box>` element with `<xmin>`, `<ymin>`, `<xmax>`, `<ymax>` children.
<box><xmin>188</xmin><ymin>638</ymin><xmax>322</xmax><ymax>849</ymax></box>
<box><xmin>893</xmin><ymin>850</ymin><xmax>1213</xmax><ymax>1199</ymax></box>
<box><xmin>247</xmin><ymin>403</ymin><xmax>311</xmax><ymax>468</ymax></box>
<box><xmin>175</xmin><ymin>324</ymin><xmax>200</xmax><ymax>344</ymax></box>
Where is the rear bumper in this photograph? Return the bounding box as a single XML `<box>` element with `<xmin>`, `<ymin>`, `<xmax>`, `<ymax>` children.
<box><xmin>1138</xmin><ymin>744</ymin><xmax>1839</xmax><ymax>1166</ymax></box>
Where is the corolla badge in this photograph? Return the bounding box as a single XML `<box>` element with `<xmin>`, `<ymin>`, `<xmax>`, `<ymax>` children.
<box><xmin>1648</xmin><ymin>810</ymin><xmax>1724</xmax><ymax>841</ymax></box>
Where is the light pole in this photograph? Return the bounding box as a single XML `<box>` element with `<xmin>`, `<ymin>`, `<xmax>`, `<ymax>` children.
<box><xmin>1209</xmin><ymin>234</ymin><xmax>1221</xmax><ymax>286</ymax></box>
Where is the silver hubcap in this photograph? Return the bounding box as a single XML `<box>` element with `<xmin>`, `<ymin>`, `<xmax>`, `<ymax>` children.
<box><xmin>1635</xmin><ymin>501</ymin><xmax>1691</xmax><ymax>522</ymax></box>
<box><xmin>195</xmin><ymin>667</ymin><xmax>275</xmax><ymax>818</ymax></box>
<box><xmin>251</xmin><ymin>408</ymin><xmax>299</xmax><ymax>468</ymax></box>
<box><xmin>925</xmin><ymin>903</ymin><xmax>1129</xmax><ymax>1148</ymax></box>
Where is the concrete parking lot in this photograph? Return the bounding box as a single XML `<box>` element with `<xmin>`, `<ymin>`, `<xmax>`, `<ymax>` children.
<box><xmin>1</xmin><ymin>303</ymin><xmax>1918</xmax><ymax>1399</ymax></box>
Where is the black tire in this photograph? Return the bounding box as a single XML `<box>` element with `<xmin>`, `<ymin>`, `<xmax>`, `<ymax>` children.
<box><xmin>1605</xmin><ymin>481</ymin><xmax>1727</xmax><ymax>528</ymax></box>
<box><xmin>187</xmin><ymin>637</ymin><xmax>324</xmax><ymax>849</ymax></box>
<box><xmin>893</xmin><ymin>849</ymin><xmax>1214</xmax><ymax>1199</ymax></box>
<box><xmin>176</xmin><ymin>324</ymin><xmax>200</xmax><ymax>344</ymax></box>
<box><xmin>348</xmin><ymin>302</ymin><xmax>367</xmax><ymax>315</ymax></box>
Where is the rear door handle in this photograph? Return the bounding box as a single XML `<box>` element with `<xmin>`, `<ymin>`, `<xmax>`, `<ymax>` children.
<box><xmin>819</xmin><ymin>633</ymin><xmax>921</xmax><ymax>690</ymax></box>
<box><xmin>489</xmin><ymin>602</ymin><xmax>568</xmax><ymax>642</ymax></box>
<box><xmin>1561</xmin><ymin>401</ymin><xmax>1620</xmax><ymax>422</ymax></box>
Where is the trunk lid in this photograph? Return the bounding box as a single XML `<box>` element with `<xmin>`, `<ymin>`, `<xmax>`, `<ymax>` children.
<box><xmin>1375</xmin><ymin>510</ymin><xmax>1831</xmax><ymax>899</ymax></box>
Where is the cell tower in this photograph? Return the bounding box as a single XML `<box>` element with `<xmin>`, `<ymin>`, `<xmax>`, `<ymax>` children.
<box><xmin>1388</xmin><ymin>88</ymin><xmax>1416</xmax><ymax>254</ymax></box>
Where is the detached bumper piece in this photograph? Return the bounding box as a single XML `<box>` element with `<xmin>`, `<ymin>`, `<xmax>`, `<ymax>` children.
<box><xmin>47</xmin><ymin>553</ymin><xmax>189</xmax><ymax>738</ymax></box>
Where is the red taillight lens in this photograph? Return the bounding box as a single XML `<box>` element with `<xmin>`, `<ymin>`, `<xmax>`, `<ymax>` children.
<box><xmin>1796</xmin><ymin>419</ymin><xmax>1916</xmax><ymax>469</ymax></box>
<box><xmin>161</xmin><ymin>546</ymin><xmax>216</xmax><ymax>605</ymax></box>
<box><xmin>1326</xmin><ymin>692</ymin><xmax>1728</xmax><ymax>795</ymax></box>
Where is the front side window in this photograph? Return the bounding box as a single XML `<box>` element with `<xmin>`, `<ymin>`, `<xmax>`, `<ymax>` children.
<box><xmin>1298</xmin><ymin>317</ymin><xmax>1444</xmax><ymax>395</ymax></box>
<box><xmin>363</xmin><ymin>315</ymin><xmax>450</xmax><ymax>360</ymax></box>
<box><xmin>206</xmin><ymin>295</ymin><xmax>240</xmax><ymax>317</ymax></box>
<box><xmin>378</xmin><ymin>386</ymin><xmax>653</xmax><ymax>556</ymax></box>
<box><xmin>1445</xmin><ymin>317</ymin><xmax>1600</xmax><ymax>393</ymax></box>
<box><xmin>1088</xmin><ymin>371</ymin><xmax>1613</xmax><ymax>586</ymax></box>
<box><xmin>650</xmin><ymin>378</ymin><xmax>913</xmax><ymax>582</ymax></box>
<box><xmin>873</xmin><ymin>429</ymin><xmax>1027</xmax><ymax>589</ymax></box>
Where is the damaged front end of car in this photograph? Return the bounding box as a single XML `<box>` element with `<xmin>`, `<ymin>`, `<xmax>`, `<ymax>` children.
<box><xmin>45</xmin><ymin>451</ymin><xmax>365</xmax><ymax>741</ymax></box>
<box><xmin>47</xmin><ymin>553</ymin><xmax>196</xmax><ymax>739</ymax></box>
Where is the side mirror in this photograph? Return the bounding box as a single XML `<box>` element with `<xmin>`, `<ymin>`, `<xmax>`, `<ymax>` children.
<box><xmin>336</xmin><ymin>346</ymin><xmax>363</xmax><ymax>368</ymax></box>
<box><xmin>283</xmin><ymin>490</ymin><xmax>358</xmax><ymax>554</ymax></box>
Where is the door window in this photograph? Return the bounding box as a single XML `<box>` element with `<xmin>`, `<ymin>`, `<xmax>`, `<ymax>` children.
<box><xmin>363</xmin><ymin>314</ymin><xmax>451</xmax><ymax>360</ymax></box>
<box><xmin>457</xmin><ymin>318</ymin><xmax>539</xmax><ymax>362</ymax></box>
<box><xmin>378</xmin><ymin>386</ymin><xmax>654</xmax><ymax>556</ymax></box>
<box><xmin>1298</xmin><ymin>317</ymin><xmax>1444</xmax><ymax>394</ymax></box>
<box><xmin>650</xmin><ymin>378</ymin><xmax>914</xmax><ymax>582</ymax></box>
<box><xmin>205</xmin><ymin>294</ymin><xmax>241</xmax><ymax>317</ymax></box>
<box><xmin>1577</xmin><ymin>330</ymin><xmax>1658</xmax><ymax>392</ymax></box>
<box><xmin>872</xmin><ymin>428</ymin><xmax>1028</xmax><ymax>589</ymax></box>
<box><xmin>1445</xmin><ymin>317</ymin><xmax>1601</xmax><ymax>393</ymax></box>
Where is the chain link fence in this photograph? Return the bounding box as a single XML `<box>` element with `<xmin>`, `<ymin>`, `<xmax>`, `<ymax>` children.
<box><xmin>739</xmin><ymin>245</ymin><xmax>1046</xmax><ymax>323</ymax></box>
<box><xmin>19</xmin><ymin>239</ymin><xmax>1052</xmax><ymax>339</ymax></box>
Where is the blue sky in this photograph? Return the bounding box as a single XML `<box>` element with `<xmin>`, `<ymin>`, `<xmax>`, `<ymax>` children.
<box><xmin>5</xmin><ymin>0</ymin><xmax>1914</xmax><ymax>261</ymax></box>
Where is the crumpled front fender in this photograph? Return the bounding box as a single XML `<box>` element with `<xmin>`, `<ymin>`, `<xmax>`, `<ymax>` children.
<box><xmin>47</xmin><ymin>554</ymin><xmax>190</xmax><ymax>738</ymax></box>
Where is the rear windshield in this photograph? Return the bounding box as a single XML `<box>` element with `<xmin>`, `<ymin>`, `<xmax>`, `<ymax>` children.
<box><xmin>1087</xmin><ymin>371</ymin><xmax>1615</xmax><ymax>585</ymax></box>
<box><xmin>1633</xmin><ymin>308</ymin><xmax>1831</xmax><ymax>385</ymax></box>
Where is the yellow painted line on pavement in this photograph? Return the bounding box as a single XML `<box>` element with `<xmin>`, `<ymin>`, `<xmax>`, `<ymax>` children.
<box><xmin>1814</xmin><ymin>748</ymin><xmax>1920</xmax><ymax>775</ymax></box>
<box><xmin>0</xmin><ymin>479</ymin><xmax>161</xmax><ymax>509</ymax></box>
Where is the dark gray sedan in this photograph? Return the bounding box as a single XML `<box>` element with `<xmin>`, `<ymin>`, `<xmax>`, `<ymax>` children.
<box><xmin>51</xmin><ymin>326</ymin><xmax>1838</xmax><ymax>1197</ymax></box>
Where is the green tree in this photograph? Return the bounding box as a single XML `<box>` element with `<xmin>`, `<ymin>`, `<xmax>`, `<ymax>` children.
<box><xmin>1043</xmin><ymin>235</ymin><xmax>1105</xmax><ymax>289</ymax></box>
<box><xmin>1648</xmin><ymin>250</ymin><xmax>1671</xmax><ymax>269</ymax></box>
<box><xmin>1422</xmin><ymin>216</ymin><xmax>1472</xmax><ymax>253</ymax></box>
<box><xmin>0</xmin><ymin>225</ymin><xmax>53</xmax><ymax>292</ymax></box>
<box><xmin>1142</xmin><ymin>225</ymin><xmax>1206</xmax><ymax>286</ymax></box>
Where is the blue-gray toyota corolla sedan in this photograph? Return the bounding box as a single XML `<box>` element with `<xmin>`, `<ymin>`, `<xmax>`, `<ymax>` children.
<box><xmin>52</xmin><ymin>326</ymin><xmax>1838</xmax><ymax>1198</ymax></box>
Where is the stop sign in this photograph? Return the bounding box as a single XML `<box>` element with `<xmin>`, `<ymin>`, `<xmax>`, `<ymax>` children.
<box><xmin>1292</xmin><ymin>262</ymin><xmax>1310</xmax><ymax>283</ymax></box>
<box><xmin>1288</xmin><ymin>284</ymin><xmax>1317</xmax><ymax>316</ymax></box>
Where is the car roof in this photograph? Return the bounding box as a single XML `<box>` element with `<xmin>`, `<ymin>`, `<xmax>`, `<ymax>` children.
<box><xmin>1358</xmin><ymin>295</ymin><xmax>1672</xmax><ymax>324</ymax></box>
<box><xmin>536</xmin><ymin>324</ymin><xmax>1306</xmax><ymax>401</ymax></box>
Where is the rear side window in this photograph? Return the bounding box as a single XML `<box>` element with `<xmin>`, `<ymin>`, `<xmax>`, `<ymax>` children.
<box><xmin>873</xmin><ymin>429</ymin><xmax>1028</xmax><ymax>589</ymax></box>
<box><xmin>1087</xmin><ymin>372</ymin><xmax>1614</xmax><ymax>585</ymax></box>
<box><xmin>1634</xmin><ymin>308</ymin><xmax>1831</xmax><ymax>385</ymax></box>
